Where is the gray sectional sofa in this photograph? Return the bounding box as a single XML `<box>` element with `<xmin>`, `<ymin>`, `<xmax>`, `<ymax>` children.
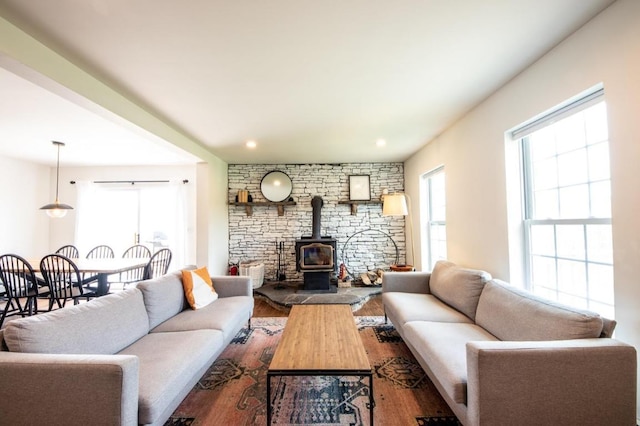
<box><xmin>383</xmin><ymin>260</ymin><xmax>637</xmax><ymax>426</ymax></box>
<box><xmin>0</xmin><ymin>271</ymin><xmax>254</xmax><ymax>426</ymax></box>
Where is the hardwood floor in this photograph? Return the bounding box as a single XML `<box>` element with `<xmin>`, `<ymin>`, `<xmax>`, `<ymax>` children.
<box><xmin>252</xmin><ymin>293</ymin><xmax>384</xmax><ymax>317</ymax></box>
<box><xmin>352</xmin><ymin>294</ymin><xmax>384</xmax><ymax>316</ymax></box>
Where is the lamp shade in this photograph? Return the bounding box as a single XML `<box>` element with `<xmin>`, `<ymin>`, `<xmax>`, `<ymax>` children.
<box><xmin>382</xmin><ymin>193</ymin><xmax>408</xmax><ymax>216</ymax></box>
<box><xmin>40</xmin><ymin>140</ymin><xmax>73</xmax><ymax>218</ymax></box>
<box><xmin>40</xmin><ymin>202</ymin><xmax>73</xmax><ymax>218</ymax></box>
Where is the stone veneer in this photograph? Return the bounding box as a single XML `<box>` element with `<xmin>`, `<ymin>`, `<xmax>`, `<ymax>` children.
<box><xmin>228</xmin><ymin>163</ymin><xmax>405</xmax><ymax>283</ymax></box>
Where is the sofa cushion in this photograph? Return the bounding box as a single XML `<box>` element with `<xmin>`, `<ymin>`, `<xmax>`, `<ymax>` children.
<box><xmin>383</xmin><ymin>292</ymin><xmax>473</xmax><ymax>326</ymax></box>
<box><xmin>475</xmin><ymin>280</ymin><xmax>604</xmax><ymax>341</ymax></box>
<box><xmin>403</xmin><ymin>321</ymin><xmax>498</xmax><ymax>404</ymax></box>
<box><xmin>3</xmin><ymin>289</ymin><xmax>149</xmax><ymax>354</ymax></box>
<box><xmin>118</xmin><ymin>329</ymin><xmax>224</xmax><ymax>425</ymax></box>
<box><xmin>601</xmin><ymin>317</ymin><xmax>617</xmax><ymax>338</ymax></box>
<box><xmin>429</xmin><ymin>260</ymin><xmax>491</xmax><ymax>321</ymax></box>
<box><xmin>151</xmin><ymin>296</ymin><xmax>254</xmax><ymax>341</ymax></box>
<box><xmin>136</xmin><ymin>271</ymin><xmax>188</xmax><ymax>329</ymax></box>
<box><xmin>182</xmin><ymin>266</ymin><xmax>218</xmax><ymax>309</ymax></box>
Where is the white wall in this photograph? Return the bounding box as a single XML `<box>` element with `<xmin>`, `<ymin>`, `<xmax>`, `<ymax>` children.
<box><xmin>405</xmin><ymin>0</ymin><xmax>640</xmax><ymax>417</ymax></box>
<box><xmin>203</xmin><ymin>156</ymin><xmax>230</xmax><ymax>275</ymax></box>
<box><xmin>0</xmin><ymin>154</ymin><xmax>50</xmax><ymax>257</ymax></box>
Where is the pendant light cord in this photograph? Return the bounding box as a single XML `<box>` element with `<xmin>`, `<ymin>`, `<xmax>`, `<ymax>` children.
<box><xmin>54</xmin><ymin>142</ymin><xmax>61</xmax><ymax>203</ymax></box>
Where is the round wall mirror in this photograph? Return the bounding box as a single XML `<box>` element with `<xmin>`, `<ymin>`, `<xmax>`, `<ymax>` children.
<box><xmin>260</xmin><ymin>171</ymin><xmax>292</xmax><ymax>202</ymax></box>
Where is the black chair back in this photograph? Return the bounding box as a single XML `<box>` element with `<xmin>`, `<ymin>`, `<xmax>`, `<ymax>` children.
<box><xmin>0</xmin><ymin>254</ymin><xmax>40</xmax><ymax>327</ymax></box>
<box><xmin>144</xmin><ymin>248</ymin><xmax>172</xmax><ymax>280</ymax></box>
<box><xmin>55</xmin><ymin>245</ymin><xmax>79</xmax><ymax>259</ymax></box>
<box><xmin>40</xmin><ymin>254</ymin><xmax>85</xmax><ymax>310</ymax></box>
<box><xmin>83</xmin><ymin>245</ymin><xmax>115</xmax><ymax>285</ymax></box>
<box><xmin>120</xmin><ymin>245</ymin><xmax>152</xmax><ymax>286</ymax></box>
<box><xmin>86</xmin><ymin>245</ymin><xmax>114</xmax><ymax>259</ymax></box>
<box><xmin>122</xmin><ymin>244</ymin><xmax>151</xmax><ymax>259</ymax></box>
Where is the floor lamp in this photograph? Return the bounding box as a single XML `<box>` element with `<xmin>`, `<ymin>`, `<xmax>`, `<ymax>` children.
<box><xmin>382</xmin><ymin>193</ymin><xmax>415</xmax><ymax>271</ymax></box>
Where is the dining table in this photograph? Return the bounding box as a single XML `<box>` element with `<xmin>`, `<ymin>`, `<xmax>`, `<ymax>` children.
<box><xmin>30</xmin><ymin>257</ymin><xmax>150</xmax><ymax>296</ymax></box>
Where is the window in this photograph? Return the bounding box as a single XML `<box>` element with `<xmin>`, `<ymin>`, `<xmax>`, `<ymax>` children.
<box><xmin>517</xmin><ymin>89</ymin><xmax>614</xmax><ymax>318</ymax></box>
<box><xmin>421</xmin><ymin>167</ymin><xmax>446</xmax><ymax>270</ymax></box>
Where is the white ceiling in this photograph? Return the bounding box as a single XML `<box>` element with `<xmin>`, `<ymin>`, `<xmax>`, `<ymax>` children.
<box><xmin>0</xmin><ymin>0</ymin><xmax>616</xmax><ymax>166</ymax></box>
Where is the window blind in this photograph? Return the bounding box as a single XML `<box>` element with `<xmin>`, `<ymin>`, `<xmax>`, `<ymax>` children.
<box><xmin>511</xmin><ymin>85</ymin><xmax>604</xmax><ymax>140</ymax></box>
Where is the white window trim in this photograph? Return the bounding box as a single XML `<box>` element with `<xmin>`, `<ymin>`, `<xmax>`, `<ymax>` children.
<box><xmin>517</xmin><ymin>88</ymin><xmax>613</xmax><ymax>316</ymax></box>
<box><xmin>421</xmin><ymin>166</ymin><xmax>446</xmax><ymax>270</ymax></box>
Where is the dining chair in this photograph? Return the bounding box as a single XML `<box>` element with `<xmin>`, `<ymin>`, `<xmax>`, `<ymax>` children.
<box><xmin>0</xmin><ymin>254</ymin><xmax>43</xmax><ymax>328</ymax></box>
<box><xmin>144</xmin><ymin>248</ymin><xmax>172</xmax><ymax>280</ymax></box>
<box><xmin>82</xmin><ymin>244</ymin><xmax>115</xmax><ymax>288</ymax></box>
<box><xmin>87</xmin><ymin>245</ymin><xmax>115</xmax><ymax>259</ymax></box>
<box><xmin>118</xmin><ymin>244</ymin><xmax>152</xmax><ymax>289</ymax></box>
<box><xmin>40</xmin><ymin>254</ymin><xmax>95</xmax><ymax>310</ymax></box>
<box><xmin>55</xmin><ymin>244</ymin><xmax>79</xmax><ymax>259</ymax></box>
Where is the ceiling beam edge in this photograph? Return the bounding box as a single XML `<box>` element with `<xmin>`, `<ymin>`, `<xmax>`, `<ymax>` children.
<box><xmin>0</xmin><ymin>16</ymin><xmax>219</xmax><ymax>165</ymax></box>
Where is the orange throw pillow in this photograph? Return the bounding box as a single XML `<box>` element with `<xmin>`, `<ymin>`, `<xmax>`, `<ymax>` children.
<box><xmin>182</xmin><ymin>266</ymin><xmax>218</xmax><ymax>309</ymax></box>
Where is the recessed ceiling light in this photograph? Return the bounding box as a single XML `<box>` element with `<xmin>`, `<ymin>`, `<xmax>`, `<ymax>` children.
<box><xmin>376</xmin><ymin>139</ymin><xmax>386</xmax><ymax>147</ymax></box>
<box><xmin>246</xmin><ymin>140</ymin><xmax>257</xmax><ymax>148</ymax></box>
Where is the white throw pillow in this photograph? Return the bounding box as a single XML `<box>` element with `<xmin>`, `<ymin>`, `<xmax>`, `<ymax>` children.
<box><xmin>181</xmin><ymin>266</ymin><xmax>218</xmax><ymax>309</ymax></box>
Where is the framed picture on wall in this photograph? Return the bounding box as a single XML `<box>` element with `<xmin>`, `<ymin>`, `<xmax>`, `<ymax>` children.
<box><xmin>349</xmin><ymin>175</ymin><xmax>371</xmax><ymax>201</ymax></box>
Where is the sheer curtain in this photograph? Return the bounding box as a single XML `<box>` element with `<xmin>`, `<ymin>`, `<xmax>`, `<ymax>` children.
<box><xmin>74</xmin><ymin>181</ymin><xmax>102</xmax><ymax>255</ymax></box>
<box><xmin>75</xmin><ymin>181</ymin><xmax>191</xmax><ymax>269</ymax></box>
<box><xmin>151</xmin><ymin>181</ymin><xmax>189</xmax><ymax>269</ymax></box>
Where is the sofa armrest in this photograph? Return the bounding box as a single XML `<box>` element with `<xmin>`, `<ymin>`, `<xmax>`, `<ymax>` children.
<box><xmin>211</xmin><ymin>275</ymin><xmax>252</xmax><ymax>297</ymax></box>
<box><xmin>382</xmin><ymin>271</ymin><xmax>431</xmax><ymax>294</ymax></box>
<box><xmin>466</xmin><ymin>339</ymin><xmax>637</xmax><ymax>426</ymax></box>
<box><xmin>0</xmin><ymin>352</ymin><xmax>139</xmax><ymax>426</ymax></box>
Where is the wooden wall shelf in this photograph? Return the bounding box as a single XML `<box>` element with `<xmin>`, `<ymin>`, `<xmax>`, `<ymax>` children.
<box><xmin>338</xmin><ymin>200</ymin><xmax>382</xmax><ymax>215</ymax></box>
<box><xmin>230</xmin><ymin>201</ymin><xmax>296</xmax><ymax>216</ymax></box>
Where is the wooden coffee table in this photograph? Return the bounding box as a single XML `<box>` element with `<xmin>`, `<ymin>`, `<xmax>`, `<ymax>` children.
<box><xmin>267</xmin><ymin>304</ymin><xmax>374</xmax><ymax>425</ymax></box>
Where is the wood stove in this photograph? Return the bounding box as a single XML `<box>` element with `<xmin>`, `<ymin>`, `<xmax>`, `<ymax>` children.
<box><xmin>295</xmin><ymin>196</ymin><xmax>337</xmax><ymax>291</ymax></box>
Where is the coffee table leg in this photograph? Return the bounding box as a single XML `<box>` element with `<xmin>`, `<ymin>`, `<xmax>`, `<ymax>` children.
<box><xmin>368</xmin><ymin>372</ymin><xmax>374</xmax><ymax>426</ymax></box>
<box><xmin>266</xmin><ymin>372</ymin><xmax>272</xmax><ymax>425</ymax></box>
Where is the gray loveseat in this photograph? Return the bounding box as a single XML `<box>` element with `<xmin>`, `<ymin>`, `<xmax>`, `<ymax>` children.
<box><xmin>383</xmin><ymin>260</ymin><xmax>637</xmax><ymax>426</ymax></box>
<box><xmin>0</xmin><ymin>270</ymin><xmax>254</xmax><ymax>426</ymax></box>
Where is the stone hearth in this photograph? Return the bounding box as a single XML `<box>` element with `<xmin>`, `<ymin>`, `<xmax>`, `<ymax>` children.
<box><xmin>254</xmin><ymin>281</ymin><xmax>381</xmax><ymax>312</ymax></box>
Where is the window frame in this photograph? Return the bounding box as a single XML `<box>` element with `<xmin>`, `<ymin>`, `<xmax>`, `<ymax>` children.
<box><xmin>421</xmin><ymin>166</ymin><xmax>446</xmax><ymax>270</ymax></box>
<box><xmin>517</xmin><ymin>89</ymin><xmax>614</xmax><ymax>317</ymax></box>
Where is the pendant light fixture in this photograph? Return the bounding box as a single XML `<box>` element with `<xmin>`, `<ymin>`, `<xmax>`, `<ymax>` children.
<box><xmin>40</xmin><ymin>140</ymin><xmax>73</xmax><ymax>218</ymax></box>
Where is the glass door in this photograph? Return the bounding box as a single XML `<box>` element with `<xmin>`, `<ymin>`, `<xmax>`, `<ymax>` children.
<box><xmin>96</xmin><ymin>189</ymin><xmax>140</xmax><ymax>255</ymax></box>
<box><xmin>76</xmin><ymin>183</ymin><xmax>184</xmax><ymax>268</ymax></box>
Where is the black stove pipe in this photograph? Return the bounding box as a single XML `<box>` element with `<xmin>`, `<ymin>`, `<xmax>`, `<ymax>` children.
<box><xmin>311</xmin><ymin>196</ymin><xmax>323</xmax><ymax>240</ymax></box>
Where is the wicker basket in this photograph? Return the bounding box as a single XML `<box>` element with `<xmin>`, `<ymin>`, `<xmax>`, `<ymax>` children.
<box><xmin>239</xmin><ymin>261</ymin><xmax>265</xmax><ymax>289</ymax></box>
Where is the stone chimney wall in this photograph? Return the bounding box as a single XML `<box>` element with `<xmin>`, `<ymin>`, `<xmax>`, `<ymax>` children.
<box><xmin>228</xmin><ymin>163</ymin><xmax>405</xmax><ymax>282</ymax></box>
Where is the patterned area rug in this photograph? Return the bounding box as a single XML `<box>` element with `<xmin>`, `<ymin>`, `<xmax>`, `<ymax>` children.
<box><xmin>166</xmin><ymin>317</ymin><xmax>460</xmax><ymax>426</ymax></box>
